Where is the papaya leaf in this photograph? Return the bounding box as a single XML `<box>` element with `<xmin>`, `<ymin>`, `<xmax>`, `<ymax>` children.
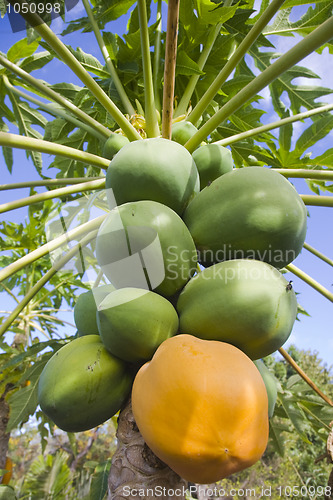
<box><xmin>295</xmin><ymin>114</ymin><xmax>333</xmax><ymax>153</ymax></box>
<box><xmin>278</xmin><ymin>393</ymin><xmax>312</xmax><ymax>444</ymax></box>
<box><xmin>89</xmin><ymin>459</ymin><xmax>112</xmax><ymax>500</ymax></box>
<box><xmin>268</xmin><ymin>420</ymin><xmax>286</xmax><ymax>456</ymax></box>
<box><xmin>7</xmin><ymin>38</ymin><xmax>39</xmax><ymax>63</ymax></box>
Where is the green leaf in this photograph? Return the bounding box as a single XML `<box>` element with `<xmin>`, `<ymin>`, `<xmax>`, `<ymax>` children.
<box><xmin>278</xmin><ymin>393</ymin><xmax>312</xmax><ymax>444</ymax></box>
<box><xmin>310</xmin><ymin>148</ymin><xmax>333</xmax><ymax>168</ymax></box>
<box><xmin>89</xmin><ymin>460</ymin><xmax>112</xmax><ymax>500</ymax></box>
<box><xmin>19</xmin><ymin>51</ymin><xmax>53</xmax><ymax>73</ymax></box>
<box><xmin>102</xmin><ymin>32</ymin><xmax>118</xmax><ymax>61</ymax></box>
<box><xmin>7</xmin><ymin>38</ymin><xmax>39</xmax><ymax>63</ymax></box>
<box><xmin>176</xmin><ymin>51</ymin><xmax>204</xmax><ymax>76</ymax></box>
<box><xmin>295</xmin><ymin>114</ymin><xmax>333</xmax><ymax>153</ymax></box>
<box><xmin>269</xmin><ymin>420</ymin><xmax>285</xmax><ymax>456</ymax></box>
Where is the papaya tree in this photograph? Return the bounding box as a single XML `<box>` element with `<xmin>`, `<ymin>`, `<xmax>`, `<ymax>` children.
<box><xmin>0</xmin><ymin>0</ymin><xmax>333</xmax><ymax>498</ymax></box>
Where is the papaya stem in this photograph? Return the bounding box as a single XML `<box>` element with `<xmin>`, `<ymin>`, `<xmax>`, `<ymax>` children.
<box><xmin>214</xmin><ymin>103</ymin><xmax>333</xmax><ymax>147</ymax></box>
<box><xmin>272</xmin><ymin>169</ymin><xmax>333</xmax><ymax>181</ymax></box>
<box><xmin>8</xmin><ymin>0</ymin><xmax>141</xmax><ymax>141</ymax></box>
<box><xmin>0</xmin><ymin>132</ymin><xmax>109</xmax><ymax>170</ymax></box>
<box><xmin>2</xmin><ymin>75</ymin><xmax>106</xmax><ymax>141</ymax></box>
<box><xmin>161</xmin><ymin>0</ymin><xmax>180</xmax><ymax>139</ymax></box>
<box><xmin>0</xmin><ymin>230</ymin><xmax>99</xmax><ymax>337</ymax></box>
<box><xmin>0</xmin><ymin>215</ymin><xmax>106</xmax><ymax>283</ymax></box>
<box><xmin>153</xmin><ymin>0</ymin><xmax>163</xmax><ymax>114</ymax></box>
<box><xmin>81</xmin><ymin>0</ymin><xmax>135</xmax><ymax>116</ymax></box>
<box><xmin>187</xmin><ymin>0</ymin><xmax>286</xmax><ymax>126</ymax></box>
<box><xmin>285</xmin><ymin>263</ymin><xmax>333</xmax><ymax>303</ymax></box>
<box><xmin>138</xmin><ymin>0</ymin><xmax>160</xmax><ymax>137</ymax></box>
<box><xmin>185</xmin><ymin>16</ymin><xmax>333</xmax><ymax>152</ymax></box>
<box><xmin>0</xmin><ymin>54</ymin><xmax>111</xmax><ymax>139</ymax></box>
<box><xmin>0</xmin><ymin>178</ymin><xmax>105</xmax><ymax>215</ymax></box>
<box><xmin>0</xmin><ymin>178</ymin><xmax>105</xmax><ymax>191</ymax></box>
<box><xmin>278</xmin><ymin>347</ymin><xmax>333</xmax><ymax>407</ymax></box>
<box><xmin>300</xmin><ymin>195</ymin><xmax>333</xmax><ymax>207</ymax></box>
<box><xmin>303</xmin><ymin>242</ymin><xmax>333</xmax><ymax>267</ymax></box>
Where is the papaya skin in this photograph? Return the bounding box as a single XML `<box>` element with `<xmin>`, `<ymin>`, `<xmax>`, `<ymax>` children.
<box><xmin>73</xmin><ymin>284</ymin><xmax>116</xmax><ymax>336</ymax></box>
<box><xmin>102</xmin><ymin>133</ymin><xmax>129</xmax><ymax>160</ymax></box>
<box><xmin>132</xmin><ymin>334</ymin><xmax>269</xmax><ymax>484</ymax></box>
<box><xmin>192</xmin><ymin>143</ymin><xmax>233</xmax><ymax>189</ymax></box>
<box><xmin>183</xmin><ymin>167</ymin><xmax>307</xmax><ymax>269</ymax></box>
<box><xmin>177</xmin><ymin>259</ymin><xmax>297</xmax><ymax>359</ymax></box>
<box><xmin>96</xmin><ymin>200</ymin><xmax>198</xmax><ymax>297</ymax></box>
<box><xmin>106</xmin><ymin>138</ymin><xmax>199</xmax><ymax>216</ymax></box>
<box><xmin>38</xmin><ymin>335</ymin><xmax>132</xmax><ymax>432</ymax></box>
<box><xmin>97</xmin><ymin>287</ymin><xmax>179</xmax><ymax>363</ymax></box>
<box><xmin>171</xmin><ymin>121</ymin><xmax>198</xmax><ymax>146</ymax></box>
<box><xmin>0</xmin><ymin>458</ymin><xmax>12</xmax><ymax>485</ymax></box>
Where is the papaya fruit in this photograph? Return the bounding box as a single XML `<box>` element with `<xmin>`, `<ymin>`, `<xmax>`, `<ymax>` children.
<box><xmin>73</xmin><ymin>284</ymin><xmax>115</xmax><ymax>336</ymax></box>
<box><xmin>105</xmin><ymin>138</ymin><xmax>199</xmax><ymax>215</ymax></box>
<box><xmin>96</xmin><ymin>200</ymin><xmax>197</xmax><ymax>297</ymax></box>
<box><xmin>38</xmin><ymin>335</ymin><xmax>132</xmax><ymax>432</ymax></box>
<box><xmin>97</xmin><ymin>287</ymin><xmax>179</xmax><ymax>363</ymax></box>
<box><xmin>254</xmin><ymin>360</ymin><xmax>278</xmax><ymax>418</ymax></box>
<box><xmin>0</xmin><ymin>458</ymin><xmax>12</xmax><ymax>485</ymax></box>
<box><xmin>102</xmin><ymin>133</ymin><xmax>130</xmax><ymax>160</ymax></box>
<box><xmin>132</xmin><ymin>334</ymin><xmax>269</xmax><ymax>484</ymax></box>
<box><xmin>192</xmin><ymin>143</ymin><xmax>233</xmax><ymax>189</ymax></box>
<box><xmin>0</xmin><ymin>485</ymin><xmax>16</xmax><ymax>499</ymax></box>
<box><xmin>171</xmin><ymin>121</ymin><xmax>198</xmax><ymax>145</ymax></box>
<box><xmin>184</xmin><ymin>167</ymin><xmax>307</xmax><ymax>268</ymax></box>
<box><xmin>176</xmin><ymin>259</ymin><xmax>297</xmax><ymax>359</ymax></box>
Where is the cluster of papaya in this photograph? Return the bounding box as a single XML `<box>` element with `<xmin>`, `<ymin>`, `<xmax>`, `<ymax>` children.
<box><xmin>38</xmin><ymin>121</ymin><xmax>307</xmax><ymax>484</ymax></box>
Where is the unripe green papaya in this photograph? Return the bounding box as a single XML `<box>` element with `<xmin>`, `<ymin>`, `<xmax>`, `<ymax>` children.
<box><xmin>38</xmin><ymin>335</ymin><xmax>132</xmax><ymax>432</ymax></box>
<box><xmin>192</xmin><ymin>143</ymin><xmax>233</xmax><ymax>189</ymax></box>
<box><xmin>106</xmin><ymin>138</ymin><xmax>199</xmax><ymax>215</ymax></box>
<box><xmin>254</xmin><ymin>360</ymin><xmax>278</xmax><ymax>418</ymax></box>
<box><xmin>97</xmin><ymin>288</ymin><xmax>179</xmax><ymax>363</ymax></box>
<box><xmin>0</xmin><ymin>486</ymin><xmax>16</xmax><ymax>500</ymax></box>
<box><xmin>184</xmin><ymin>167</ymin><xmax>307</xmax><ymax>268</ymax></box>
<box><xmin>96</xmin><ymin>200</ymin><xmax>197</xmax><ymax>297</ymax></box>
<box><xmin>74</xmin><ymin>284</ymin><xmax>115</xmax><ymax>336</ymax></box>
<box><xmin>102</xmin><ymin>133</ymin><xmax>130</xmax><ymax>160</ymax></box>
<box><xmin>171</xmin><ymin>121</ymin><xmax>198</xmax><ymax>145</ymax></box>
<box><xmin>177</xmin><ymin>259</ymin><xmax>297</xmax><ymax>359</ymax></box>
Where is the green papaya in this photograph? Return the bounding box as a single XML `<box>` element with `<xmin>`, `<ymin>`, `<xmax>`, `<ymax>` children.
<box><xmin>96</xmin><ymin>200</ymin><xmax>198</xmax><ymax>297</ymax></box>
<box><xmin>38</xmin><ymin>335</ymin><xmax>132</xmax><ymax>432</ymax></box>
<box><xmin>192</xmin><ymin>143</ymin><xmax>233</xmax><ymax>189</ymax></box>
<box><xmin>254</xmin><ymin>360</ymin><xmax>278</xmax><ymax>418</ymax></box>
<box><xmin>184</xmin><ymin>167</ymin><xmax>307</xmax><ymax>268</ymax></box>
<box><xmin>97</xmin><ymin>288</ymin><xmax>179</xmax><ymax>363</ymax></box>
<box><xmin>102</xmin><ymin>133</ymin><xmax>130</xmax><ymax>160</ymax></box>
<box><xmin>0</xmin><ymin>486</ymin><xmax>16</xmax><ymax>500</ymax></box>
<box><xmin>171</xmin><ymin>121</ymin><xmax>198</xmax><ymax>145</ymax></box>
<box><xmin>105</xmin><ymin>138</ymin><xmax>199</xmax><ymax>215</ymax></box>
<box><xmin>73</xmin><ymin>284</ymin><xmax>116</xmax><ymax>336</ymax></box>
<box><xmin>177</xmin><ymin>259</ymin><xmax>297</xmax><ymax>359</ymax></box>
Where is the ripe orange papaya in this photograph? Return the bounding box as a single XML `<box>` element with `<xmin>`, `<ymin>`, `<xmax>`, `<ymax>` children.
<box><xmin>177</xmin><ymin>259</ymin><xmax>297</xmax><ymax>359</ymax></box>
<box><xmin>74</xmin><ymin>284</ymin><xmax>116</xmax><ymax>336</ymax></box>
<box><xmin>38</xmin><ymin>335</ymin><xmax>132</xmax><ymax>432</ymax></box>
<box><xmin>132</xmin><ymin>334</ymin><xmax>269</xmax><ymax>484</ymax></box>
<box><xmin>184</xmin><ymin>167</ymin><xmax>307</xmax><ymax>268</ymax></box>
<box><xmin>97</xmin><ymin>287</ymin><xmax>179</xmax><ymax>363</ymax></box>
<box><xmin>105</xmin><ymin>138</ymin><xmax>199</xmax><ymax>215</ymax></box>
<box><xmin>0</xmin><ymin>458</ymin><xmax>12</xmax><ymax>485</ymax></box>
<box><xmin>96</xmin><ymin>200</ymin><xmax>197</xmax><ymax>297</ymax></box>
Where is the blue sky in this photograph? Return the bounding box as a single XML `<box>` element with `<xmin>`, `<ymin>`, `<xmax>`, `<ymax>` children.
<box><xmin>0</xmin><ymin>2</ymin><xmax>332</xmax><ymax>366</ymax></box>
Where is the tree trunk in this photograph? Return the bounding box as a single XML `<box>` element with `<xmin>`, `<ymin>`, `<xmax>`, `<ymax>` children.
<box><xmin>108</xmin><ymin>399</ymin><xmax>188</xmax><ymax>499</ymax></box>
<box><xmin>0</xmin><ymin>390</ymin><xmax>10</xmax><ymax>469</ymax></box>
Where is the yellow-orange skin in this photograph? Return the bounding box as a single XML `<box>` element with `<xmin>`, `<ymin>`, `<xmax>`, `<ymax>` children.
<box><xmin>132</xmin><ymin>334</ymin><xmax>269</xmax><ymax>484</ymax></box>
<box><xmin>1</xmin><ymin>457</ymin><xmax>13</xmax><ymax>485</ymax></box>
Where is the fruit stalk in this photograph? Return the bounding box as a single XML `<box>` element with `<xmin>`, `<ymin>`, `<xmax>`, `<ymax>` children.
<box><xmin>286</xmin><ymin>263</ymin><xmax>333</xmax><ymax>303</ymax></box>
<box><xmin>108</xmin><ymin>399</ymin><xmax>187</xmax><ymax>500</ymax></box>
<box><xmin>0</xmin><ymin>178</ymin><xmax>105</xmax><ymax>190</ymax></box>
<box><xmin>300</xmin><ymin>195</ymin><xmax>333</xmax><ymax>207</ymax></box>
<box><xmin>303</xmin><ymin>242</ymin><xmax>333</xmax><ymax>267</ymax></box>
